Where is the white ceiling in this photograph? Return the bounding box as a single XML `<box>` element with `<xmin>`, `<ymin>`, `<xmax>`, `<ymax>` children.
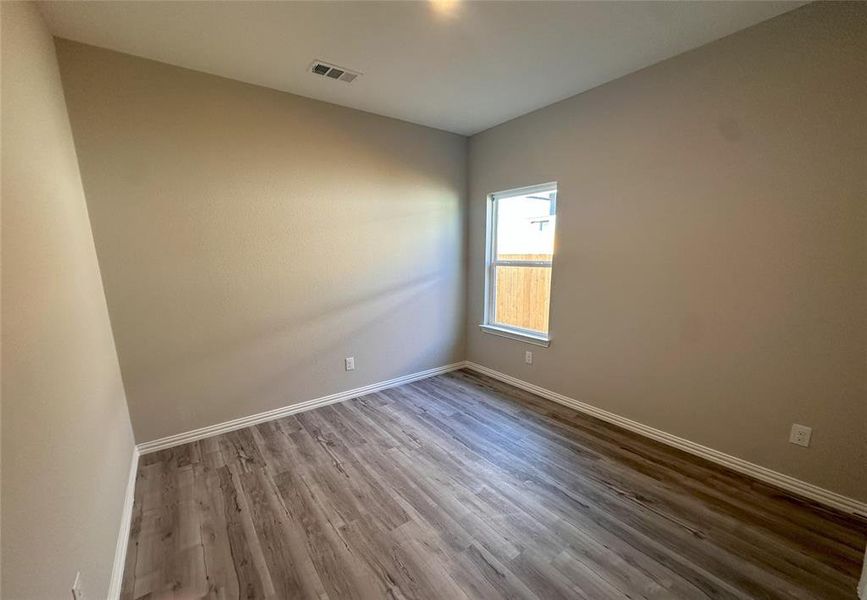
<box><xmin>39</xmin><ymin>1</ymin><xmax>805</xmax><ymax>135</ymax></box>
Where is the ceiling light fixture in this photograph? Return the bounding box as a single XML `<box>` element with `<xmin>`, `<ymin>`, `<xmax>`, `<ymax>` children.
<box><xmin>429</xmin><ymin>0</ymin><xmax>461</xmax><ymax>19</ymax></box>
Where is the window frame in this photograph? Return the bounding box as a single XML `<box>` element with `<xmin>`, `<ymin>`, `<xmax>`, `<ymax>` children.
<box><xmin>480</xmin><ymin>182</ymin><xmax>557</xmax><ymax>347</ymax></box>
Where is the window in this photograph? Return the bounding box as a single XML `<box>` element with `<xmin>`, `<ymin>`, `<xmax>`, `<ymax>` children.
<box><xmin>481</xmin><ymin>182</ymin><xmax>557</xmax><ymax>346</ymax></box>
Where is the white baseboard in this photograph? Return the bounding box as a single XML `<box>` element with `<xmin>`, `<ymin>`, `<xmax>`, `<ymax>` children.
<box><xmin>107</xmin><ymin>445</ymin><xmax>140</xmax><ymax>600</ymax></box>
<box><xmin>137</xmin><ymin>362</ymin><xmax>467</xmax><ymax>455</ymax></box>
<box><xmin>131</xmin><ymin>357</ymin><xmax>865</xmax><ymax>516</ymax></box>
<box><xmin>463</xmin><ymin>361</ymin><xmax>867</xmax><ymax>518</ymax></box>
<box><xmin>859</xmin><ymin>554</ymin><xmax>866</xmax><ymax>600</ymax></box>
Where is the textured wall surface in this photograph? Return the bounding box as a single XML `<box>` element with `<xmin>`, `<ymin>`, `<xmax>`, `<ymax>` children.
<box><xmin>56</xmin><ymin>40</ymin><xmax>467</xmax><ymax>443</ymax></box>
<box><xmin>1</xmin><ymin>3</ymin><xmax>136</xmax><ymax>598</ymax></box>
<box><xmin>466</xmin><ymin>2</ymin><xmax>866</xmax><ymax>501</ymax></box>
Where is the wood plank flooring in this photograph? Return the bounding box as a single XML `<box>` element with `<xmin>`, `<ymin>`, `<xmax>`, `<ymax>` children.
<box><xmin>121</xmin><ymin>370</ymin><xmax>867</xmax><ymax>599</ymax></box>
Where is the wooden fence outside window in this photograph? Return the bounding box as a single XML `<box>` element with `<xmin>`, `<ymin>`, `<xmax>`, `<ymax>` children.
<box><xmin>493</xmin><ymin>254</ymin><xmax>552</xmax><ymax>333</ymax></box>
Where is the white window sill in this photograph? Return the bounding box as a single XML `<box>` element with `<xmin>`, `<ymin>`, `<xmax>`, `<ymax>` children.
<box><xmin>479</xmin><ymin>324</ymin><xmax>551</xmax><ymax>347</ymax></box>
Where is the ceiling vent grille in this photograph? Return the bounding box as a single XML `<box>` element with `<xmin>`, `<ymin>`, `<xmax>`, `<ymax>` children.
<box><xmin>309</xmin><ymin>60</ymin><xmax>361</xmax><ymax>84</ymax></box>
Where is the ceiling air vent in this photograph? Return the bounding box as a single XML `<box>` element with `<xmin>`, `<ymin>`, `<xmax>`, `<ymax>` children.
<box><xmin>309</xmin><ymin>60</ymin><xmax>361</xmax><ymax>84</ymax></box>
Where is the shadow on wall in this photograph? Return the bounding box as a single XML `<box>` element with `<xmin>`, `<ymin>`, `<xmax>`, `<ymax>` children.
<box><xmin>129</xmin><ymin>268</ymin><xmax>451</xmax><ymax>381</ymax></box>
<box><xmin>236</xmin><ymin>275</ymin><xmax>456</xmax><ymax>405</ymax></box>
<box><xmin>125</xmin><ymin>269</ymin><xmax>460</xmax><ymax>439</ymax></box>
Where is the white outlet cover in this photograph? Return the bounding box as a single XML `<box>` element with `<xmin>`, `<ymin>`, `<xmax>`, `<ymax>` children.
<box><xmin>345</xmin><ymin>357</ymin><xmax>355</xmax><ymax>371</ymax></box>
<box><xmin>789</xmin><ymin>424</ymin><xmax>812</xmax><ymax>447</ymax></box>
<box><xmin>525</xmin><ymin>351</ymin><xmax>533</xmax><ymax>364</ymax></box>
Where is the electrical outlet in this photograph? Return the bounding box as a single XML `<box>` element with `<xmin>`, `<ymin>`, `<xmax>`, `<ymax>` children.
<box><xmin>525</xmin><ymin>350</ymin><xmax>533</xmax><ymax>365</ymax></box>
<box><xmin>344</xmin><ymin>357</ymin><xmax>355</xmax><ymax>371</ymax></box>
<box><xmin>72</xmin><ymin>572</ymin><xmax>84</xmax><ymax>600</ymax></box>
<box><xmin>789</xmin><ymin>424</ymin><xmax>812</xmax><ymax>447</ymax></box>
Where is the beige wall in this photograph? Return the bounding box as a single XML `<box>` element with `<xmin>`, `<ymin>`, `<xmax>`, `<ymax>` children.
<box><xmin>467</xmin><ymin>2</ymin><xmax>866</xmax><ymax>502</ymax></box>
<box><xmin>55</xmin><ymin>40</ymin><xmax>467</xmax><ymax>443</ymax></box>
<box><xmin>0</xmin><ymin>3</ymin><xmax>136</xmax><ymax>598</ymax></box>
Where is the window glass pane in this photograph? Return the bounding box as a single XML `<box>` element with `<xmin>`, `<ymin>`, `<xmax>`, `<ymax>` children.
<box><xmin>492</xmin><ymin>265</ymin><xmax>552</xmax><ymax>334</ymax></box>
<box><xmin>495</xmin><ymin>190</ymin><xmax>556</xmax><ymax>261</ymax></box>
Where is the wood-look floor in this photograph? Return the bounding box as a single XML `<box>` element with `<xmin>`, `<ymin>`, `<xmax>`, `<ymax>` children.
<box><xmin>122</xmin><ymin>370</ymin><xmax>867</xmax><ymax>599</ymax></box>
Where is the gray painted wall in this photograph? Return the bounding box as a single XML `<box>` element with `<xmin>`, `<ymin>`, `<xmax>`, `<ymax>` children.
<box><xmin>466</xmin><ymin>2</ymin><xmax>866</xmax><ymax>502</ymax></box>
<box><xmin>55</xmin><ymin>40</ymin><xmax>468</xmax><ymax>443</ymax></box>
<box><xmin>0</xmin><ymin>3</ymin><xmax>136</xmax><ymax>598</ymax></box>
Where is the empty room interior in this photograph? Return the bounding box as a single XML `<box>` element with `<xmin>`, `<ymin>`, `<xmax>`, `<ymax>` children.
<box><xmin>2</xmin><ymin>1</ymin><xmax>867</xmax><ymax>598</ymax></box>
